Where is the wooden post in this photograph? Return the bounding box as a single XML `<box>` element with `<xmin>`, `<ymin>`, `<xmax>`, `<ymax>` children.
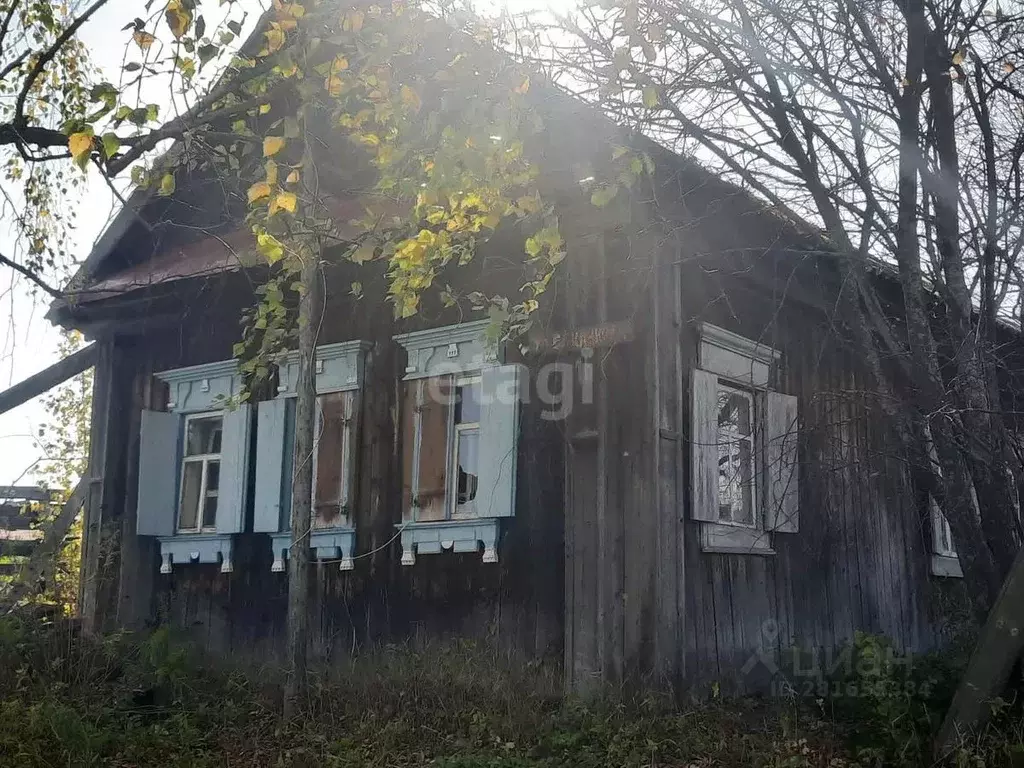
<box><xmin>79</xmin><ymin>340</ymin><xmax>130</xmax><ymax>634</ymax></box>
<box><xmin>79</xmin><ymin>341</ymin><xmax>114</xmax><ymax>634</ymax></box>
<box><xmin>936</xmin><ymin>545</ymin><xmax>1024</xmax><ymax>756</ymax></box>
<box><xmin>116</xmin><ymin>349</ymin><xmax>157</xmax><ymax>629</ymax></box>
<box><xmin>283</xmin><ymin>248</ymin><xmax>321</xmax><ymax>717</ymax></box>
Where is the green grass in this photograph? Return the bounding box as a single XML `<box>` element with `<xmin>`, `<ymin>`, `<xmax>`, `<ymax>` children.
<box><xmin>0</xmin><ymin>617</ymin><xmax>1020</xmax><ymax>767</ymax></box>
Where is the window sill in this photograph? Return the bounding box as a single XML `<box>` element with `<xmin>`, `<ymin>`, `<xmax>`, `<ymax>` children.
<box><xmin>699</xmin><ymin>522</ymin><xmax>775</xmax><ymax>556</ymax></box>
<box><xmin>931</xmin><ymin>553</ymin><xmax>963</xmax><ymax>578</ymax></box>
<box><xmin>396</xmin><ymin>518</ymin><xmax>500</xmax><ymax>565</ymax></box>
<box><xmin>158</xmin><ymin>534</ymin><xmax>234</xmax><ymax>573</ymax></box>
<box><xmin>270</xmin><ymin>527</ymin><xmax>355</xmax><ymax>572</ymax></box>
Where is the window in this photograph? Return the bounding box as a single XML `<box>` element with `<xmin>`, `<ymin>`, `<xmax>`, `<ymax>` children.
<box><xmin>717</xmin><ymin>385</ymin><xmax>756</xmax><ymax>526</ymax></box>
<box><xmin>312</xmin><ymin>391</ymin><xmax>355</xmax><ymax>529</ymax></box>
<box><xmin>137</xmin><ymin>359</ymin><xmax>252</xmax><ymax>574</ymax></box>
<box><xmin>394</xmin><ymin>320</ymin><xmax>524</xmax><ymax>564</ymax></box>
<box><xmin>178</xmin><ymin>414</ymin><xmax>223</xmax><ymax>533</ymax></box>
<box><xmin>929</xmin><ymin>496</ymin><xmax>963</xmax><ymax>577</ymax></box>
<box><xmin>403</xmin><ymin>376</ymin><xmax>483</xmax><ymax>522</ymax></box>
<box><xmin>932</xmin><ymin>501</ymin><xmax>956</xmax><ymax>558</ymax></box>
<box><xmin>252</xmin><ymin>340</ymin><xmax>371</xmax><ymax>573</ymax></box>
<box><xmin>691</xmin><ymin>323</ymin><xmax>798</xmax><ymax>555</ymax></box>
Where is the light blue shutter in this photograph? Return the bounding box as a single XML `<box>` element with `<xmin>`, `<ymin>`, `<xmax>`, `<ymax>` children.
<box><xmin>137</xmin><ymin>410</ymin><xmax>181</xmax><ymax>536</ymax></box>
<box><xmin>476</xmin><ymin>364</ymin><xmax>525</xmax><ymax>518</ymax></box>
<box><xmin>254</xmin><ymin>399</ymin><xmax>288</xmax><ymax>533</ymax></box>
<box><xmin>216</xmin><ymin>404</ymin><xmax>253</xmax><ymax>534</ymax></box>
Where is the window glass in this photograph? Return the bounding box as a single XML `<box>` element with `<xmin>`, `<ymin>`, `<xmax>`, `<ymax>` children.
<box><xmin>452</xmin><ymin>380</ymin><xmax>481</xmax><ymax>516</ymax></box>
<box><xmin>456</xmin><ymin>430</ymin><xmax>479</xmax><ymax>507</ymax></box>
<box><xmin>185</xmin><ymin>416</ymin><xmax>222</xmax><ymax>456</ymax></box>
<box><xmin>178</xmin><ymin>461</ymin><xmax>203</xmax><ymax>530</ymax></box>
<box><xmin>202</xmin><ymin>460</ymin><xmax>220</xmax><ymax>529</ymax></box>
<box><xmin>179</xmin><ymin>414</ymin><xmax>223</xmax><ymax>532</ymax></box>
<box><xmin>717</xmin><ymin>386</ymin><xmax>755</xmax><ymax>525</ymax></box>
<box><xmin>456</xmin><ymin>380</ymin><xmax>481</xmax><ymax>424</ymax></box>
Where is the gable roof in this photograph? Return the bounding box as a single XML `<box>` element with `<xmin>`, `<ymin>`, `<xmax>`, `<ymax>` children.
<box><xmin>45</xmin><ymin>10</ymin><xmax>876</xmax><ymax>331</ymax></box>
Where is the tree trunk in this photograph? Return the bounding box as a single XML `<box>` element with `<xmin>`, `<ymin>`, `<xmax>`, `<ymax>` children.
<box><xmin>283</xmin><ymin>248</ymin><xmax>321</xmax><ymax>718</ymax></box>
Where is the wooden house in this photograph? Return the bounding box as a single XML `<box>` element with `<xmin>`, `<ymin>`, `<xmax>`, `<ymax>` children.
<box><xmin>41</xmin><ymin>66</ymin><xmax>976</xmax><ymax>697</ymax></box>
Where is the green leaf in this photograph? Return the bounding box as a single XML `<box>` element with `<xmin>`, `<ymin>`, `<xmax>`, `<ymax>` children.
<box><xmin>591</xmin><ymin>185</ymin><xmax>619</xmax><ymax>207</ymax></box>
<box><xmin>101</xmin><ymin>133</ymin><xmax>120</xmax><ymax>159</ymax></box>
<box><xmin>158</xmin><ymin>173</ymin><xmax>175</xmax><ymax>196</ymax></box>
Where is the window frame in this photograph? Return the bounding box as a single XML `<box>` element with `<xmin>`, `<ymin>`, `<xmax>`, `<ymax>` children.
<box><xmin>176</xmin><ymin>410</ymin><xmax>224</xmax><ymax>534</ymax></box>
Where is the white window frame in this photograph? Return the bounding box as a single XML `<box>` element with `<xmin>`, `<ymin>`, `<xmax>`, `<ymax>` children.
<box><xmin>450</xmin><ymin>374</ymin><xmax>481</xmax><ymax>519</ymax></box>
<box><xmin>716</xmin><ymin>382</ymin><xmax>759</xmax><ymax>528</ymax></box>
<box><xmin>310</xmin><ymin>391</ymin><xmax>355</xmax><ymax>525</ymax></box>
<box><xmin>177</xmin><ymin>410</ymin><xmax>224</xmax><ymax>534</ymax></box>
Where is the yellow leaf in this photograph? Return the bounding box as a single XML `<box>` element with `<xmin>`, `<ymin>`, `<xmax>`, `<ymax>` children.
<box><xmin>513</xmin><ymin>76</ymin><xmax>530</xmax><ymax>94</ymax></box>
<box><xmin>133</xmin><ymin>30</ymin><xmax>156</xmax><ymax>50</ymax></box>
<box><xmin>165</xmin><ymin>0</ymin><xmax>192</xmax><ymax>39</ymax></box>
<box><xmin>400</xmin><ymin>85</ymin><xmax>421</xmax><ymax>112</ymax></box>
<box><xmin>257</xmin><ymin>232</ymin><xmax>285</xmax><ymax>264</ymax></box>
<box><xmin>272</xmin><ymin>191</ymin><xmax>297</xmax><ymax>214</ymax></box>
<box><xmin>259</xmin><ymin>103</ymin><xmax>271</xmax><ymax>115</ymax></box>
<box><xmin>263</xmin><ymin>136</ymin><xmax>286</xmax><ymax>157</ymax></box>
<box><xmin>159</xmin><ymin>173</ymin><xmax>175</xmax><ymax>196</ymax></box>
<box><xmin>68</xmin><ymin>132</ymin><xmax>92</xmax><ymax>161</ymax></box>
<box><xmin>343</xmin><ymin>9</ymin><xmax>365</xmax><ymax>31</ymax></box>
<box><xmin>952</xmin><ymin>49</ymin><xmax>965</xmax><ymax>66</ymax></box>
<box><xmin>326</xmin><ymin>75</ymin><xmax>344</xmax><ymax>97</ymax></box>
<box><xmin>265</xmin><ymin>160</ymin><xmax>278</xmax><ymax>186</ymax></box>
<box><xmin>642</xmin><ymin>86</ymin><xmax>659</xmax><ymax>108</ymax></box>
<box><xmin>286</xmin><ymin>169</ymin><xmax>300</xmax><ymax>184</ymax></box>
<box><xmin>350</xmin><ymin>243</ymin><xmax>375</xmax><ymax>263</ymax></box>
<box><xmin>330</xmin><ymin>55</ymin><xmax>349</xmax><ymax>73</ymax></box>
<box><xmin>247</xmin><ymin>181</ymin><xmax>272</xmax><ymax>203</ymax></box>
<box><xmin>279</xmin><ymin>61</ymin><xmax>299</xmax><ymax>78</ymax></box>
<box><xmin>263</xmin><ymin>23</ymin><xmax>285</xmax><ymax>54</ymax></box>
<box><xmin>277</xmin><ymin>17</ymin><xmax>298</xmax><ymax>32</ymax></box>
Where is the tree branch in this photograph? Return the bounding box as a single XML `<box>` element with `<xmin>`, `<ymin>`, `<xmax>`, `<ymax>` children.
<box><xmin>0</xmin><ymin>252</ymin><xmax>63</xmax><ymax>299</ymax></box>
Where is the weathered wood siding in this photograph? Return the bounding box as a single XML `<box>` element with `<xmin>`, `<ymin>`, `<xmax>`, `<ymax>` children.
<box><xmin>88</xmin><ymin>190</ymin><xmax>967</xmax><ymax>695</ymax></box>
<box><xmin>108</xmin><ymin>271</ymin><xmax>565</xmax><ymax>664</ymax></box>
<box><xmin>674</xmin><ymin>261</ymin><xmax>947</xmax><ymax>693</ymax></box>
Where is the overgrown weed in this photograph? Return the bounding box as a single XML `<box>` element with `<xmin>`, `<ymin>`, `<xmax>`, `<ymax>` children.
<box><xmin>0</xmin><ymin>616</ymin><xmax>1021</xmax><ymax>767</ymax></box>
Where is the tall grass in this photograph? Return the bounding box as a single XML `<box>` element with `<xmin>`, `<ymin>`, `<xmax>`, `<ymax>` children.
<box><xmin>0</xmin><ymin>614</ymin><xmax>1021</xmax><ymax>767</ymax></box>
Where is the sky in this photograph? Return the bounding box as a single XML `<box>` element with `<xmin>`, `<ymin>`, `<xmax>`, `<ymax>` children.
<box><xmin>0</xmin><ymin>0</ymin><xmax>258</xmax><ymax>486</ymax></box>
